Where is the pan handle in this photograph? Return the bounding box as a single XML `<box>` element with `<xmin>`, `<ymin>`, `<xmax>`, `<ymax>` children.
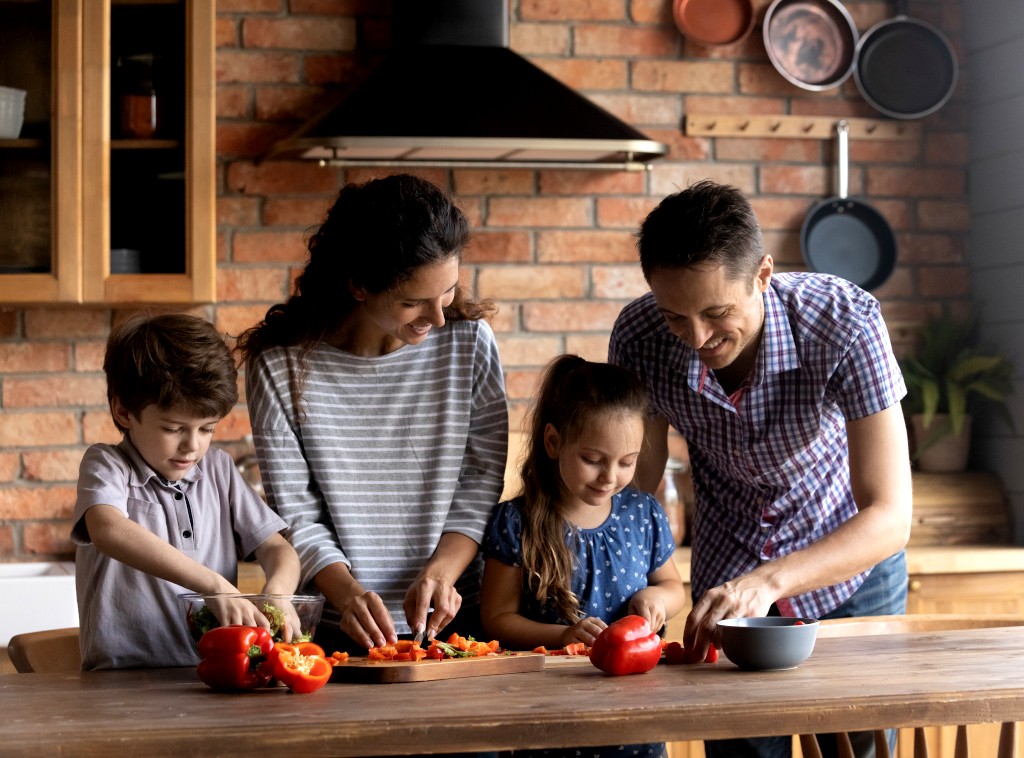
<box><xmin>837</xmin><ymin>119</ymin><xmax>849</xmax><ymax>200</ymax></box>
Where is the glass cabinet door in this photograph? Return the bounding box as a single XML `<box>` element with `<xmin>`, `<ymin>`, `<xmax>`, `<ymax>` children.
<box><xmin>0</xmin><ymin>0</ymin><xmax>82</xmax><ymax>302</ymax></box>
<box><xmin>82</xmin><ymin>0</ymin><xmax>215</xmax><ymax>304</ymax></box>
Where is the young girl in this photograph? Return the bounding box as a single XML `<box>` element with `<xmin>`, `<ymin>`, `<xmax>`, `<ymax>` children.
<box><xmin>481</xmin><ymin>355</ymin><xmax>685</xmax><ymax>758</ymax></box>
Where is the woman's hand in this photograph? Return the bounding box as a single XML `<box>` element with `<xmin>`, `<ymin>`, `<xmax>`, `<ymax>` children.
<box><xmin>560</xmin><ymin>616</ymin><xmax>607</xmax><ymax>647</ymax></box>
<box><xmin>315</xmin><ymin>563</ymin><xmax>396</xmax><ymax>649</ymax></box>
<box><xmin>403</xmin><ymin>574</ymin><xmax>462</xmax><ymax>641</ymax></box>
<box><xmin>338</xmin><ymin>590</ymin><xmax>397</xmax><ymax>649</ymax></box>
<box><xmin>404</xmin><ymin>533</ymin><xmax>479</xmax><ymax>638</ymax></box>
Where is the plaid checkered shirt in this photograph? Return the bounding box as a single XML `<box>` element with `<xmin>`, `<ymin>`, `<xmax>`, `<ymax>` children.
<box><xmin>609</xmin><ymin>272</ymin><xmax>906</xmax><ymax>618</ymax></box>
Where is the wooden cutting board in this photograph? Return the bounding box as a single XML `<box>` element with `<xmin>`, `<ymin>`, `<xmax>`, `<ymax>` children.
<box><xmin>329</xmin><ymin>652</ymin><xmax>546</xmax><ymax>683</ymax></box>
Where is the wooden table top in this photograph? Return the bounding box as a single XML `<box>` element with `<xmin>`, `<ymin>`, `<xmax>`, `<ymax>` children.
<box><xmin>2</xmin><ymin>626</ymin><xmax>1024</xmax><ymax>756</ymax></box>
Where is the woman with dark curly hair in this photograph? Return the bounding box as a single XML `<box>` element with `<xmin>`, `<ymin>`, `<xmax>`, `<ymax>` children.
<box><xmin>236</xmin><ymin>174</ymin><xmax>508</xmax><ymax>656</ymax></box>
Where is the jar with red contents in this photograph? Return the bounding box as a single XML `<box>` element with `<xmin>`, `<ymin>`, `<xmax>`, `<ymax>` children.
<box><xmin>116</xmin><ymin>53</ymin><xmax>160</xmax><ymax>138</ymax></box>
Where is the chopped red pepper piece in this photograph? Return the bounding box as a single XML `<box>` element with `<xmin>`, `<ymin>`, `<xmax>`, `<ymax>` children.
<box><xmin>589</xmin><ymin>615</ymin><xmax>663</xmax><ymax>676</ymax></box>
<box><xmin>196</xmin><ymin>625</ymin><xmax>275</xmax><ymax>691</ymax></box>
<box><xmin>663</xmin><ymin>641</ymin><xmax>687</xmax><ymax>665</ymax></box>
<box><xmin>661</xmin><ymin>640</ymin><xmax>719</xmax><ymax>665</ymax></box>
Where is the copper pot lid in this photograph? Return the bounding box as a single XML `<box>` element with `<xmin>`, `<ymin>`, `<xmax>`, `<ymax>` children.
<box><xmin>763</xmin><ymin>0</ymin><xmax>858</xmax><ymax>90</ymax></box>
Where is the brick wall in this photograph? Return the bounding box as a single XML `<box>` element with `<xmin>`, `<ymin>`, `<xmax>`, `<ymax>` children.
<box><xmin>0</xmin><ymin>0</ymin><xmax>969</xmax><ymax>561</ymax></box>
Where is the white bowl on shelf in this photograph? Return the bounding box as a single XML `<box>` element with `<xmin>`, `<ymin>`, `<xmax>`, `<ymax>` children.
<box><xmin>0</xmin><ymin>87</ymin><xmax>27</xmax><ymax>139</ymax></box>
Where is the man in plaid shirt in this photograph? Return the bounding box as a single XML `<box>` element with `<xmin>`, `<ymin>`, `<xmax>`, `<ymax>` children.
<box><xmin>610</xmin><ymin>180</ymin><xmax>912</xmax><ymax>758</ymax></box>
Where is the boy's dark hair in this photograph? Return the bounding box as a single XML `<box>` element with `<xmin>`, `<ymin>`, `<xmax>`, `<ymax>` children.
<box><xmin>637</xmin><ymin>179</ymin><xmax>764</xmax><ymax>283</ymax></box>
<box><xmin>104</xmin><ymin>313</ymin><xmax>239</xmax><ymax>434</ymax></box>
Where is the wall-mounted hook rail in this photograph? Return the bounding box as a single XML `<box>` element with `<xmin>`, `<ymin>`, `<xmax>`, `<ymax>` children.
<box><xmin>684</xmin><ymin>114</ymin><xmax>922</xmax><ymax>141</ymax></box>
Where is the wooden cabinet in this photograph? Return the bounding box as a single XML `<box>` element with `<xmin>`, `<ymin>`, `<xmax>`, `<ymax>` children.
<box><xmin>0</xmin><ymin>0</ymin><xmax>214</xmax><ymax>305</ymax></box>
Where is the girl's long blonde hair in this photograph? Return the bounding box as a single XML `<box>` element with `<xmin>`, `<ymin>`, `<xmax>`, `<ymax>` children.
<box><xmin>518</xmin><ymin>355</ymin><xmax>648</xmax><ymax>623</ymax></box>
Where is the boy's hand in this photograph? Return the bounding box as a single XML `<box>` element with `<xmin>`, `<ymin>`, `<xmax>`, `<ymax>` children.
<box><xmin>273</xmin><ymin>599</ymin><xmax>305</xmax><ymax>643</ymax></box>
<box><xmin>205</xmin><ymin>594</ymin><xmax>273</xmax><ymax>632</ymax></box>
<box><xmin>561</xmin><ymin>616</ymin><xmax>607</xmax><ymax>647</ymax></box>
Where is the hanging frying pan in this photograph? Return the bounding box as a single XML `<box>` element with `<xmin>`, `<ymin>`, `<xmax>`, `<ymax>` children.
<box><xmin>763</xmin><ymin>0</ymin><xmax>858</xmax><ymax>91</ymax></box>
<box><xmin>800</xmin><ymin>121</ymin><xmax>897</xmax><ymax>291</ymax></box>
<box><xmin>854</xmin><ymin>0</ymin><xmax>958</xmax><ymax>119</ymax></box>
<box><xmin>673</xmin><ymin>0</ymin><xmax>756</xmax><ymax>48</ymax></box>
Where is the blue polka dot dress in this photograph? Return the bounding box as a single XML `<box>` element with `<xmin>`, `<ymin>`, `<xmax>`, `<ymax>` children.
<box><xmin>483</xmin><ymin>487</ymin><xmax>675</xmax><ymax>758</ymax></box>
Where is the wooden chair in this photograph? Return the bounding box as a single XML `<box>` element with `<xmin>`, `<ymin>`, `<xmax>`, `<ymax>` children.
<box><xmin>7</xmin><ymin>627</ymin><xmax>81</xmax><ymax>673</ymax></box>
<box><xmin>799</xmin><ymin>615</ymin><xmax>1023</xmax><ymax>758</ymax></box>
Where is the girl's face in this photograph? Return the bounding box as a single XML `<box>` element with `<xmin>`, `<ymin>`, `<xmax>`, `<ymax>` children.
<box><xmin>112</xmin><ymin>400</ymin><xmax>219</xmax><ymax>482</ymax></box>
<box><xmin>348</xmin><ymin>257</ymin><xmax>460</xmax><ymax>355</ymax></box>
<box><xmin>545</xmin><ymin>411</ymin><xmax>645</xmax><ymax>513</ymax></box>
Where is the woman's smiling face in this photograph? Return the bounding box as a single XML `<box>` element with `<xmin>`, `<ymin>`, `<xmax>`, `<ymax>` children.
<box><xmin>350</xmin><ymin>257</ymin><xmax>460</xmax><ymax>354</ymax></box>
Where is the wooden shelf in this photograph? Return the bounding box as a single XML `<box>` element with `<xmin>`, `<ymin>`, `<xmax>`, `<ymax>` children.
<box><xmin>684</xmin><ymin>113</ymin><xmax>922</xmax><ymax>141</ymax></box>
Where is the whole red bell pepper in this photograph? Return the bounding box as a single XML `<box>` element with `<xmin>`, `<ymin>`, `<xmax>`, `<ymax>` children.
<box><xmin>589</xmin><ymin>615</ymin><xmax>663</xmax><ymax>676</ymax></box>
<box><xmin>273</xmin><ymin>642</ymin><xmax>333</xmax><ymax>694</ymax></box>
<box><xmin>196</xmin><ymin>625</ymin><xmax>275</xmax><ymax>691</ymax></box>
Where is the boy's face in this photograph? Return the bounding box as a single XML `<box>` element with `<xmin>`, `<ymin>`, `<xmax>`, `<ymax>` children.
<box><xmin>112</xmin><ymin>400</ymin><xmax>220</xmax><ymax>481</ymax></box>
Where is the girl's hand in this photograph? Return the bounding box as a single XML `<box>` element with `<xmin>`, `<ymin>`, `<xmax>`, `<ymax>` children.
<box><xmin>628</xmin><ymin>591</ymin><xmax>667</xmax><ymax>635</ymax></box>
<box><xmin>560</xmin><ymin>616</ymin><xmax>607</xmax><ymax>647</ymax></box>
<box><xmin>404</xmin><ymin>575</ymin><xmax>462</xmax><ymax>641</ymax></box>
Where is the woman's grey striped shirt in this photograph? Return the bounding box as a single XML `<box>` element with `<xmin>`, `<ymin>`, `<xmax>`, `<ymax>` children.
<box><xmin>246</xmin><ymin>319</ymin><xmax>508</xmax><ymax>633</ymax></box>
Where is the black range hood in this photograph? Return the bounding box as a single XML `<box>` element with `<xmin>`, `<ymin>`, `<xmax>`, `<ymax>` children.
<box><xmin>266</xmin><ymin>0</ymin><xmax>669</xmax><ymax>171</ymax></box>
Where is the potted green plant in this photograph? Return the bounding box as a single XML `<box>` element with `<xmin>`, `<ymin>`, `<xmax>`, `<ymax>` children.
<box><xmin>899</xmin><ymin>310</ymin><xmax>1014</xmax><ymax>472</ymax></box>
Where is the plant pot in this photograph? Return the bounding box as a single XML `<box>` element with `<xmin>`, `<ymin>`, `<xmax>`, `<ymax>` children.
<box><xmin>911</xmin><ymin>413</ymin><xmax>972</xmax><ymax>473</ymax></box>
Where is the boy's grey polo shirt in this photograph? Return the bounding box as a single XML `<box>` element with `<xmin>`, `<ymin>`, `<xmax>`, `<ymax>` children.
<box><xmin>72</xmin><ymin>439</ymin><xmax>288</xmax><ymax>670</ymax></box>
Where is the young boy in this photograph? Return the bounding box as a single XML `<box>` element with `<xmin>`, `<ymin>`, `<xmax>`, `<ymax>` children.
<box><xmin>72</xmin><ymin>313</ymin><xmax>301</xmax><ymax>670</ymax></box>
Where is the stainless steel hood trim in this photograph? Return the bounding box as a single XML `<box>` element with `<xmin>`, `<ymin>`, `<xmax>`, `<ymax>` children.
<box><xmin>266</xmin><ymin>0</ymin><xmax>669</xmax><ymax>170</ymax></box>
<box><xmin>319</xmin><ymin>160</ymin><xmax>654</xmax><ymax>172</ymax></box>
<box><xmin>287</xmin><ymin>136</ymin><xmax>667</xmax><ymax>171</ymax></box>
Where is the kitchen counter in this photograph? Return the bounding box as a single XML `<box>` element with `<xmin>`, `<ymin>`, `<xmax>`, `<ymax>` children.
<box><xmin>2</xmin><ymin>624</ymin><xmax>1023</xmax><ymax>756</ymax></box>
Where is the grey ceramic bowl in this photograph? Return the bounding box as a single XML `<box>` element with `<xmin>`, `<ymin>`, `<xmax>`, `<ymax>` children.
<box><xmin>717</xmin><ymin>616</ymin><xmax>819</xmax><ymax>670</ymax></box>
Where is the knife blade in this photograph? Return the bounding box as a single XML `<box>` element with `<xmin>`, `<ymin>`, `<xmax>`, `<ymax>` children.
<box><xmin>412</xmin><ymin>625</ymin><xmax>425</xmax><ymax>646</ymax></box>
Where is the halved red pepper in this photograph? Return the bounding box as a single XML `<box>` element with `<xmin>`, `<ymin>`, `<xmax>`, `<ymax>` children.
<box><xmin>273</xmin><ymin>643</ymin><xmax>333</xmax><ymax>694</ymax></box>
<box><xmin>275</xmin><ymin>641</ymin><xmax>326</xmax><ymax>659</ymax></box>
<box><xmin>589</xmin><ymin>615</ymin><xmax>663</xmax><ymax>676</ymax></box>
<box><xmin>196</xmin><ymin>625</ymin><xmax>275</xmax><ymax>691</ymax></box>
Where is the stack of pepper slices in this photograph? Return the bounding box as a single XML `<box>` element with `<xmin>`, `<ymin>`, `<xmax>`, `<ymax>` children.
<box><xmin>368</xmin><ymin>633</ymin><xmax>501</xmax><ymax>661</ymax></box>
